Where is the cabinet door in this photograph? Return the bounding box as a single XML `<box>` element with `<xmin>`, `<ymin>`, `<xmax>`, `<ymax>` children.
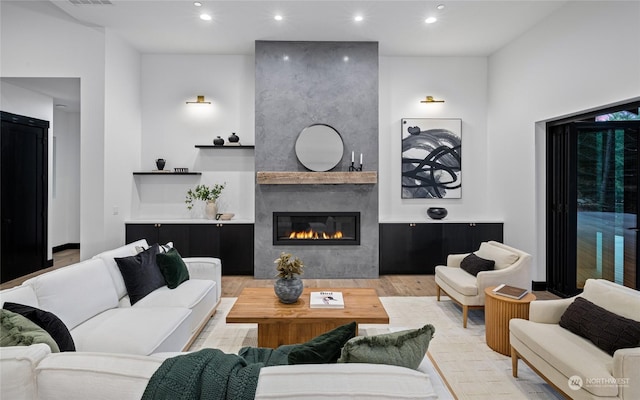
<box><xmin>442</xmin><ymin>223</ymin><xmax>504</xmax><ymax>256</ymax></box>
<box><xmin>186</xmin><ymin>224</ymin><xmax>221</xmax><ymax>257</ymax></box>
<box><xmin>380</xmin><ymin>223</ymin><xmax>442</xmax><ymax>274</ymax></box>
<box><xmin>220</xmin><ymin>224</ymin><xmax>254</xmax><ymax>275</ymax></box>
<box><xmin>158</xmin><ymin>224</ymin><xmax>192</xmax><ymax>256</ymax></box>
<box><xmin>126</xmin><ymin>224</ymin><xmax>159</xmax><ymax>245</ymax></box>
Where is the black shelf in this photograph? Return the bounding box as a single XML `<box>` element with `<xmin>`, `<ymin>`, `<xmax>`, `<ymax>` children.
<box><xmin>195</xmin><ymin>145</ymin><xmax>255</xmax><ymax>149</ymax></box>
<box><xmin>133</xmin><ymin>172</ymin><xmax>202</xmax><ymax>175</ymax></box>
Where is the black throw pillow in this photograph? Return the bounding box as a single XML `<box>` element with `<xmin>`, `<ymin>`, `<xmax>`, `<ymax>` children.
<box><xmin>559</xmin><ymin>297</ymin><xmax>640</xmax><ymax>356</ymax></box>
<box><xmin>2</xmin><ymin>302</ymin><xmax>75</xmax><ymax>351</ymax></box>
<box><xmin>460</xmin><ymin>253</ymin><xmax>495</xmax><ymax>277</ymax></box>
<box><xmin>287</xmin><ymin>321</ymin><xmax>357</xmax><ymax>364</ymax></box>
<box><xmin>115</xmin><ymin>243</ymin><xmax>166</xmax><ymax>305</ymax></box>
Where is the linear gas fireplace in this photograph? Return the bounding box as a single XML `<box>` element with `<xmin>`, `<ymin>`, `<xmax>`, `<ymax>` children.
<box><xmin>273</xmin><ymin>212</ymin><xmax>360</xmax><ymax>245</ymax></box>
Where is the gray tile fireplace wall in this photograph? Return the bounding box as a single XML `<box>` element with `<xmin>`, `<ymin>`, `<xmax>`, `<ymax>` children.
<box><xmin>254</xmin><ymin>41</ymin><xmax>379</xmax><ymax>278</ymax></box>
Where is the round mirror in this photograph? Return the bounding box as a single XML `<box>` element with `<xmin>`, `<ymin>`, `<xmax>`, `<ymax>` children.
<box><xmin>295</xmin><ymin>124</ymin><xmax>344</xmax><ymax>172</ymax></box>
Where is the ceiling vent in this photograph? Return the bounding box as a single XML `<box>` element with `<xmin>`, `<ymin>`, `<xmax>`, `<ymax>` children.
<box><xmin>69</xmin><ymin>0</ymin><xmax>113</xmax><ymax>5</ymax></box>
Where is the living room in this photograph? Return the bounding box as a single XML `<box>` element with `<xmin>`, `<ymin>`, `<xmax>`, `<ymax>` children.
<box><xmin>1</xmin><ymin>1</ymin><xmax>639</xmax><ymax>399</ymax></box>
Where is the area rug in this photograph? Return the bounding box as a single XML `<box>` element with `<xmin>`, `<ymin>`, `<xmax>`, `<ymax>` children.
<box><xmin>189</xmin><ymin>297</ymin><xmax>563</xmax><ymax>400</ymax></box>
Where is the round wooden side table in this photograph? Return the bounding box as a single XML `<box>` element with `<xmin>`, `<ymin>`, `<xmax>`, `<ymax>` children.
<box><xmin>484</xmin><ymin>286</ymin><xmax>536</xmax><ymax>356</ymax></box>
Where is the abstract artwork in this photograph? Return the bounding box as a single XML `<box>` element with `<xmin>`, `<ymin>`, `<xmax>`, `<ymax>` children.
<box><xmin>401</xmin><ymin>118</ymin><xmax>462</xmax><ymax>199</ymax></box>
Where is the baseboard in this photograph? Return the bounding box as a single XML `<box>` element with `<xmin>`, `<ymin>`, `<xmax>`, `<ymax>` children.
<box><xmin>52</xmin><ymin>243</ymin><xmax>80</xmax><ymax>253</ymax></box>
<box><xmin>531</xmin><ymin>281</ymin><xmax>547</xmax><ymax>291</ymax></box>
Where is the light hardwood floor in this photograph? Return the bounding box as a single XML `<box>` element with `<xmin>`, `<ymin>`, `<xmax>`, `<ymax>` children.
<box><xmin>1</xmin><ymin>249</ymin><xmax>559</xmax><ymax>299</ymax></box>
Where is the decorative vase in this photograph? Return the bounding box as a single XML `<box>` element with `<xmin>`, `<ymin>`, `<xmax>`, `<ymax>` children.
<box><xmin>155</xmin><ymin>158</ymin><xmax>166</xmax><ymax>170</ymax></box>
<box><xmin>213</xmin><ymin>136</ymin><xmax>225</xmax><ymax>146</ymax></box>
<box><xmin>228</xmin><ymin>132</ymin><xmax>240</xmax><ymax>143</ymax></box>
<box><xmin>205</xmin><ymin>201</ymin><xmax>218</xmax><ymax>220</ymax></box>
<box><xmin>274</xmin><ymin>276</ymin><xmax>303</xmax><ymax>304</ymax></box>
<box><xmin>427</xmin><ymin>207</ymin><xmax>448</xmax><ymax>220</ymax></box>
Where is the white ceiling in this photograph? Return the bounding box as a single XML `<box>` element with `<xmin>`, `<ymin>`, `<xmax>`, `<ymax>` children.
<box><xmin>48</xmin><ymin>0</ymin><xmax>568</xmax><ymax>56</ymax></box>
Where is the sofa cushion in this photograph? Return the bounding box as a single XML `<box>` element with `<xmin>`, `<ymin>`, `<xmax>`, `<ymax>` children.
<box><xmin>94</xmin><ymin>239</ymin><xmax>149</xmax><ymax>299</ymax></box>
<box><xmin>115</xmin><ymin>244</ymin><xmax>167</xmax><ymax>305</ymax></box>
<box><xmin>71</xmin><ymin>307</ymin><xmax>191</xmax><ymax>355</ymax></box>
<box><xmin>3</xmin><ymin>302</ymin><xmax>75</xmax><ymax>352</ymax></box>
<box><xmin>0</xmin><ymin>285</ymin><xmax>39</xmax><ymax>308</ymax></box>
<box><xmin>338</xmin><ymin>324</ymin><xmax>435</xmax><ymax>370</ymax></box>
<box><xmin>1</xmin><ymin>309</ymin><xmax>60</xmax><ymax>353</ymax></box>
<box><xmin>0</xmin><ymin>343</ymin><xmax>51</xmax><ymax>400</ymax></box>
<box><xmin>476</xmin><ymin>242</ymin><xmax>519</xmax><ymax>270</ymax></box>
<box><xmin>559</xmin><ymin>297</ymin><xmax>640</xmax><ymax>356</ymax></box>
<box><xmin>24</xmin><ymin>258</ymin><xmax>119</xmax><ymax>330</ymax></box>
<box><xmin>434</xmin><ymin>266</ymin><xmax>478</xmax><ymax>296</ymax></box>
<box><xmin>460</xmin><ymin>253</ymin><xmax>495</xmax><ymax>276</ymax></box>
<box><xmin>288</xmin><ymin>321</ymin><xmax>356</xmax><ymax>365</ymax></box>
<box><xmin>156</xmin><ymin>248</ymin><xmax>190</xmax><ymax>289</ymax></box>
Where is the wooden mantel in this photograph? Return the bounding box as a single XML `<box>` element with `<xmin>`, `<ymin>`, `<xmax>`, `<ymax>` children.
<box><xmin>257</xmin><ymin>171</ymin><xmax>377</xmax><ymax>185</ymax></box>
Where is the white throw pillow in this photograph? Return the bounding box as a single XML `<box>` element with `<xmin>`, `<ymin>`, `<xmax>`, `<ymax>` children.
<box><xmin>475</xmin><ymin>242</ymin><xmax>519</xmax><ymax>270</ymax></box>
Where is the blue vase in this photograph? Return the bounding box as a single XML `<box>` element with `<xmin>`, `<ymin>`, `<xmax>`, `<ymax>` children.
<box><xmin>274</xmin><ymin>277</ymin><xmax>303</xmax><ymax>304</ymax></box>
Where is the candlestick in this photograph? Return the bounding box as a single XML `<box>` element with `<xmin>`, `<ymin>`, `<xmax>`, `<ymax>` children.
<box><xmin>360</xmin><ymin>153</ymin><xmax>363</xmax><ymax>166</ymax></box>
<box><xmin>351</xmin><ymin>151</ymin><xmax>354</xmax><ymax>163</ymax></box>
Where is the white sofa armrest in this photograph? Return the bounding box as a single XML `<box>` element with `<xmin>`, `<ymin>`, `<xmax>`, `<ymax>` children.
<box><xmin>182</xmin><ymin>257</ymin><xmax>222</xmax><ymax>302</ymax></box>
<box><xmin>446</xmin><ymin>253</ymin><xmax>470</xmax><ymax>267</ymax></box>
<box><xmin>614</xmin><ymin>347</ymin><xmax>640</xmax><ymax>400</ymax></box>
<box><xmin>528</xmin><ymin>297</ymin><xmax>576</xmax><ymax>323</ymax></box>
<box><xmin>1</xmin><ymin>344</ymin><xmax>51</xmax><ymax>400</ymax></box>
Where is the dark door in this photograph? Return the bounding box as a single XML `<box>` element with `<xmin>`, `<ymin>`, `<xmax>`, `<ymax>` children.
<box><xmin>221</xmin><ymin>224</ymin><xmax>254</xmax><ymax>275</ymax></box>
<box><xmin>1</xmin><ymin>111</ymin><xmax>49</xmax><ymax>283</ymax></box>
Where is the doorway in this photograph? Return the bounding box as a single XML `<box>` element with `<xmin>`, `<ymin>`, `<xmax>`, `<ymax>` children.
<box><xmin>546</xmin><ymin>102</ymin><xmax>640</xmax><ymax>296</ymax></box>
<box><xmin>1</xmin><ymin>111</ymin><xmax>49</xmax><ymax>283</ymax></box>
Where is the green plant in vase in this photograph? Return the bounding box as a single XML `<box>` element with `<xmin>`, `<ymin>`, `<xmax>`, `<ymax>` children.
<box><xmin>185</xmin><ymin>183</ymin><xmax>226</xmax><ymax>219</ymax></box>
<box><xmin>274</xmin><ymin>252</ymin><xmax>305</xmax><ymax>303</ymax></box>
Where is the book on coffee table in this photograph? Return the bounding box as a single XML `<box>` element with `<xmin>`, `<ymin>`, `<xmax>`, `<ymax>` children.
<box><xmin>310</xmin><ymin>291</ymin><xmax>345</xmax><ymax>308</ymax></box>
<box><xmin>492</xmin><ymin>284</ymin><xmax>528</xmax><ymax>300</ymax></box>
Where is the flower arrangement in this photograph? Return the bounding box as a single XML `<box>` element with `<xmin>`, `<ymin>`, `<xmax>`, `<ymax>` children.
<box><xmin>274</xmin><ymin>252</ymin><xmax>304</xmax><ymax>279</ymax></box>
<box><xmin>185</xmin><ymin>183</ymin><xmax>226</xmax><ymax>210</ymax></box>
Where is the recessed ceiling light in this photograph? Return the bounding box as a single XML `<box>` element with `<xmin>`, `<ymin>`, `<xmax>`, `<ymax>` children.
<box><xmin>193</xmin><ymin>1</ymin><xmax>202</xmax><ymax>6</ymax></box>
<box><xmin>425</xmin><ymin>16</ymin><xmax>437</xmax><ymax>24</ymax></box>
<box><xmin>436</xmin><ymin>4</ymin><xmax>445</xmax><ymax>10</ymax></box>
<box><xmin>354</xmin><ymin>15</ymin><xmax>363</xmax><ymax>22</ymax></box>
<box><xmin>200</xmin><ymin>13</ymin><xmax>212</xmax><ymax>21</ymax></box>
<box><xmin>343</xmin><ymin>56</ymin><xmax>349</xmax><ymax>62</ymax></box>
<box><xmin>274</xmin><ymin>14</ymin><xmax>283</xmax><ymax>21</ymax></box>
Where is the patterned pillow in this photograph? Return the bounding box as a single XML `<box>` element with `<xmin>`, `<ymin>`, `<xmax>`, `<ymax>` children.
<box><xmin>2</xmin><ymin>302</ymin><xmax>75</xmax><ymax>351</ymax></box>
<box><xmin>559</xmin><ymin>297</ymin><xmax>640</xmax><ymax>356</ymax></box>
<box><xmin>0</xmin><ymin>309</ymin><xmax>60</xmax><ymax>352</ymax></box>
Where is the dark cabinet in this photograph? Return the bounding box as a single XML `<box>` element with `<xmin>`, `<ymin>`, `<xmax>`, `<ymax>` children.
<box><xmin>125</xmin><ymin>223</ymin><xmax>254</xmax><ymax>275</ymax></box>
<box><xmin>379</xmin><ymin>222</ymin><xmax>503</xmax><ymax>275</ymax></box>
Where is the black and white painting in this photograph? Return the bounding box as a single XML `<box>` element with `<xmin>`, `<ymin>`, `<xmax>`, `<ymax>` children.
<box><xmin>401</xmin><ymin>118</ymin><xmax>462</xmax><ymax>199</ymax></box>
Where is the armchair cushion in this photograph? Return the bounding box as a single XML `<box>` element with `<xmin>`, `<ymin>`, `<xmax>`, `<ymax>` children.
<box><xmin>475</xmin><ymin>242</ymin><xmax>519</xmax><ymax>269</ymax></box>
<box><xmin>460</xmin><ymin>253</ymin><xmax>495</xmax><ymax>277</ymax></box>
<box><xmin>559</xmin><ymin>297</ymin><xmax>640</xmax><ymax>356</ymax></box>
<box><xmin>434</xmin><ymin>267</ymin><xmax>478</xmax><ymax>297</ymax></box>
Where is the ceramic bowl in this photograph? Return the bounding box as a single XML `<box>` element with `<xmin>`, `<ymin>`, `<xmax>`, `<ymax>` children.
<box><xmin>220</xmin><ymin>213</ymin><xmax>235</xmax><ymax>220</ymax></box>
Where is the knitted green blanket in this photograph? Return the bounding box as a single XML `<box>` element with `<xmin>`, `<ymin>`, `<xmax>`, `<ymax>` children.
<box><xmin>142</xmin><ymin>349</ymin><xmax>264</xmax><ymax>400</ymax></box>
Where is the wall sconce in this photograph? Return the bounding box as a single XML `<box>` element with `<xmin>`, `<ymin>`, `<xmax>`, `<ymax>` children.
<box><xmin>420</xmin><ymin>96</ymin><xmax>444</xmax><ymax>104</ymax></box>
<box><xmin>186</xmin><ymin>95</ymin><xmax>211</xmax><ymax>104</ymax></box>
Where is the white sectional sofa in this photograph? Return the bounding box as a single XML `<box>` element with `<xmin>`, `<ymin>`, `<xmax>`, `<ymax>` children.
<box><xmin>0</xmin><ymin>239</ymin><xmax>221</xmax><ymax>355</ymax></box>
<box><xmin>510</xmin><ymin>279</ymin><xmax>640</xmax><ymax>400</ymax></box>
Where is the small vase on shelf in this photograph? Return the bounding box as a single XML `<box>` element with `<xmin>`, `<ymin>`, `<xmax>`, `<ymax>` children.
<box><xmin>228</xmin><ymin>132</ymin><xmax>240</xmax><ymax>143</ymax></box>
<box><xmin>205</xmin><ymin>201</ymin><xmax>218</xmax><ymax>220</ymax></box>
<box><xmin>155</xmin><ymin>158</ymin><xmax>166</xmax><ymax>170</ymax></box>
<box><xmin>213</xmin><ymin>136</ymin><xmax>225</xmax><ymax>146</ymax></box>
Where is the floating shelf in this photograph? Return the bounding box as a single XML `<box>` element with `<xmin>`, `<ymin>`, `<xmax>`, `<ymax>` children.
<box><xmin>133</xmin><ymin>172</ymin><xmax>202</xmax><ymax>175</ymax></box>
<box><xmin>257</xmin><ymin>171</ymin><xmax>377</xmax><ymax>185</ymax></box>
<box><xmin>195</xmin><ymin>145</ymin><xmax>255</xmax><ymax>149</ymax></box>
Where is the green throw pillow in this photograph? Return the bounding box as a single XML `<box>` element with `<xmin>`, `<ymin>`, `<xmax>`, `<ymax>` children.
<box><xmin>288</xmin><ymin>321</ymin><xmax>357</xmax><ymax>364</ymax></box>
<box><xmin>0</xmin><ymin>309</ymin><xmax>60</xmax><ymax>352</ymax></box>
<box><xmin>156</xmin><ymin>248</ymin><xmax>190</xmax><ymax>289</ymax></box>
<box><xmin>337</xmin><ymin>324</ymin><xmax>435</xmax><ymax>370</ymax></box>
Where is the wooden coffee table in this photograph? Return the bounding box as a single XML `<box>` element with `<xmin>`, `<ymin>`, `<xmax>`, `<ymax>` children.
<box><xmin>226</xmin><ymin>287</ymin><xmax>389</xmax><ymax>348</ymax></box>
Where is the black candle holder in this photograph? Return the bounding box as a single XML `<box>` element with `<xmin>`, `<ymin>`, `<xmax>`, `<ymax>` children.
<box><xmin>349</xmin><ymin>162</ymin><xmax>363</xmax><ymax>172</ymax></box>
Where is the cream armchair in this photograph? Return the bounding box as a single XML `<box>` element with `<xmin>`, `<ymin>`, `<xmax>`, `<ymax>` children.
<box><xmin>435</xmin><ymin>241</ymin><xmax>532</xmax><ymax>328</ymax></box>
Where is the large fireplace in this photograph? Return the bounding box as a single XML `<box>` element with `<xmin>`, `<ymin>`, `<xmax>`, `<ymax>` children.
<box><xmin>273</xmin><ymin>212</ymin><xmax>360</xmax><ymax>245</ymax></box>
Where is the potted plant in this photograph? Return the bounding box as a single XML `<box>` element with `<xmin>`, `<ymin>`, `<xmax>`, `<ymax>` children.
<box><xmin>185</xmin><ymin>183</ymin><xmax>226</xmax><ymax>219</ymax></box>
<box><xmin>273</xmin><ymin>252</ymin><xmax>304</xmax><ymax>303</ymax></box>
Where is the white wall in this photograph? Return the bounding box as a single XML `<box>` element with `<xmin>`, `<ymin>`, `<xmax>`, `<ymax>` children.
<box><xmin>488</xmin><ymin>1</ymin><xmax>640</xmax><ymax>281</ymax></box>
<box><xmin>103</xmin><ymin>31</ymin><xmax>142</xmax><ymax>247</ymax></box>
<box><xmin>51</xmin><ymin>109</ymin><xmax>81</xmax><ymax>248</ymax></box>
<box><xmin>136</xmin><ymin>55</ymin><xmax>255</xmax><ymax>220</ymax></box>
<box><xmin>379</xmin><ymin>56</ymin><xmax>494</xmax><ymax>222</ymax></box>
<box><xmin>0</xmin><ymin>82</ymin><xmax>54</xmax><ymax>260</ymax></box>
<box><xmin>1</xmin><ymin>1</ymin><xmax>107</xmax><ymax>259</ymax></box>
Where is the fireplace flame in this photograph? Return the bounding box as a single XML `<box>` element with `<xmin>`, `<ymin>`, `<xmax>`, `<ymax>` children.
<box><xmin>288</xmin><ymin>229</ymin><xmax>344</xmax><ymax>239</ymax></box>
